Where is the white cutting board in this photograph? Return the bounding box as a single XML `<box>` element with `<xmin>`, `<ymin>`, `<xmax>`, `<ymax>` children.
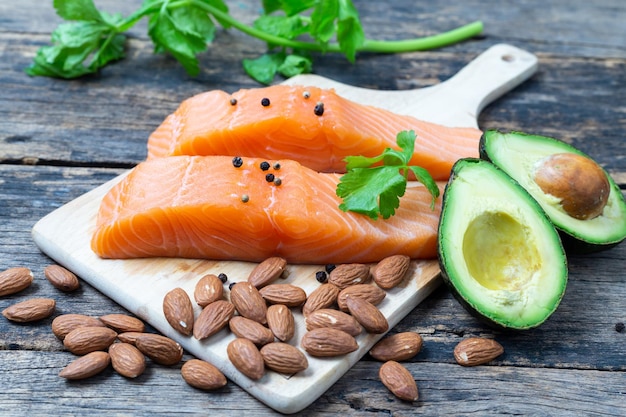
<box><xmin>32</xmin><ymin>44</ymin><xmax>537</xmax><ymax>414</ymax></box>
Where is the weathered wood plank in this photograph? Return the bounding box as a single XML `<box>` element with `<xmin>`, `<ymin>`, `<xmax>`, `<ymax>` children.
<box><xmin>0</xmin><ymin>350</ymin><xmax>623</xmax><ymax>416</ymax></box>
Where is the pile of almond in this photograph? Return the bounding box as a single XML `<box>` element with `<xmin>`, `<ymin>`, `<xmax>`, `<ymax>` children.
<box><xmin>160</xmin><ymin>254</ymin><xmax>430</xmax><ymax>400</ymax></box>
<box><xmin>1</xmin><ymin>257</ymin><xmax>505</xmax><ymax>404</ymax></box>
<box><xmin>52</xmin><ymin>312</ymin><xmax>228</xmax><ymax>390</ymax></box>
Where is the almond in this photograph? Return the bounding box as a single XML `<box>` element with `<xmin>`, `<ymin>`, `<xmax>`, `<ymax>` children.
<box><xmin>266</xmin><ymin>304</ymin><xmax>295</xmax><ymax>342</ymax></box>
<box><xmin>181</xmin><ymin>359</ymin><xmax>227</xmax><ymax>391</ymax></box>
<box><xmin>58</xmin><ymin>351</ymin><xmax>111</xmax><ymax>380</ymax></box>
<box><xmin>0</xmin><ymin>266</ymin><xmax>33</xmax><ymax>296</ymax></box>
<box><xmin>453</xmin><ymin>337</ymin><xmax>504</xmax><ymax>366</ymax></box>
<box><xmin>304</xmin><ymin>308</ymin><xmax>362</xmax><ymax>336</ymax></box>
<box><xmin>193</xmin><ymin>299</ymin><xmax>235</xmax><ymax>340</ymax></box>
<box><xmin>302</xmin><ymin>283</ymin><xmax>339</xmax><ymax>316</ymax></box>
<box><xmin>301</xmin><ymin>328</ymin><xmax>359</xmax><ymax>357</ymax></box>
<box><xmin>230</xmin><ymin>282</ymin><xmax>267</xmax><ymax>324</ymax></box>
<box><xmin>51</xmin><ymin>314</ymin><xmax>105</xmax><ymax>340</ymax></box>
<box><xmin>135</xmin><ymin>333</ymin><xmax>183</xmax><ymax>365</ymax></box>
<box><xmin>194</xmin><ymin>274</ymin><xmax>224</xmax><ymax>307</ymax></box>
<box><xmin>63</xmin><ymin>326</ymin><xmax>118</xmax><ymax>355</ymax></box>
<box><xmin>43</xmin><ymin>264</ymin><xmax>80</xmax><ymax>292</ymax></box>
<box><xmin>247</xmin><ymin>256</ymin><xmax>287</xmax><ymax>288</ymax></box>
<box><xmin>116</xmin><ymin>331</ymin><xmax>145</xmax><ymax>345</ymax></box>
<box><xmin>228</xmin><ymin>316</ymin><xmax>275</xmax><ymax>346</ymax></box>
<box><xmin>163</xmin><ymin>287</ymin><xmax>195</xmax><ymax>336</ymax></box>
<box><xmin>328</xmin><ymin>263</ymin><xmax>371</xmax><ymax>290</ymax></box>
<box><xmin>372</xmin><ymin>255</ymin><xmax>411</xmax><ymax>289</ymax></box>
<box><xmin>379</xmin><ymin>360</ymin><xmax>419</xmax><ymax>401</ymax></box>
<box><xmin>369</xmin><ymin>332</ymin><xmax>423</xmax><ymax>362</ymax></box>
<box><xmin>109</xmin><ymin>342</ymin><xmax>146</xmax><ymax>378</ymax></box>
<box><xmin>337</xmin><ymin>284</ymin><xmax>386</xmax><ymax>312</ymax></box>
<box><xmin>99</xmin><ymin>313</ymin><xmax>145</xmax><ymax>333</ymax></box>
<box><xmin>2</xmin><ymin>298</ymin><xmax>56</xmax><ymax>323</ymax></box>
<box><xmin>345</xmin><ymin>296</ymin><xmax>388</xmax><ymax>334</ymax></box>
<box><xmin>259</xmin><ymin>284</ymin><xmax>307</xmax><ymax>307</ymax></box>
<box><xmin>227</xmin><ymin>338</ymin><xmax>265</xmax><ymax>380</ymax></box>
<box><xmin>260</xmin><ymin>342</ymin><xmax>308</xmax><ymax>374</ymax></box>
<box><xmin>135</xmin><ymin>333</ymin><xmax>184</xmax><ymax>365</ymax></box>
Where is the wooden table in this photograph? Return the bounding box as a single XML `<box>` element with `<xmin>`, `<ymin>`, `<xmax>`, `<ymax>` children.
<box><xmin>1</xmin><ymin>1</ymin><xmax>624</xmax><ymax>415</ymax></box>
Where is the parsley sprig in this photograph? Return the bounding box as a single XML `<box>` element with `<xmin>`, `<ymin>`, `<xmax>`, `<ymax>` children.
<box><xmin>27</xmin><ymin>0</ymin><xmax>484</xmax><ymax>84</ymax></box>
<box><xmin>336</xmin><ymin>130</ymin><xmax>440</xmax><ymax>219</ymax></box>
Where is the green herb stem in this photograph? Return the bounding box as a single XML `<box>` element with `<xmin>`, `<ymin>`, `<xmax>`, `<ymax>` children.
<box><xmin>189</xmin><ymin>0</ymin><xmax>483</xmax><ymax>54</ymax></box>
<box><xmin>360</xmin><ymin>21</ymin><xmax>484</xmax><ymax>53</ymax></box>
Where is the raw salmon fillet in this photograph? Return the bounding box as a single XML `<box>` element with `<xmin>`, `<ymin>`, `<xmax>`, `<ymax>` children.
<box><xmin>91</xmin><ymin>156</ymin><xmax>442</xmax><ymax>264</ymax></box>
<box><xmin>147</xmin><ymin>85</ymin><xmax>481</xmax><ymax>180</ymax></box>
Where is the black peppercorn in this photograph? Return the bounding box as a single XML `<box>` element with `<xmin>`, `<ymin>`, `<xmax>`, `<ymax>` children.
<box><xmin>315</xmin><ymin>271</ymin><xmax>328</xmax><ymax>283</ymax></box>
<box><xmin>230</xmin><ymin>98</ymin><xmax>237</xmax><ymax>106</ymax></box>
<box><xmin>229</xmin><ymin>282</ymin><xmax>237</xmax><ymax>291</ymax></box>
<box><xmin>273</xmin><ymin>177</ymin><xmax>282</xmax><ymax>186</ymax></box>
<box><xmin>232</xmin><ymin>156</ymin><xmax>243</xmax><ymax>168</ymax></box>
<box><xmin>261</xmin><ymin>97</ymin><xmax>270</xmax><ymax>107</ymax></box>
<box><xmin>273</xmin><ymin>162</ymin><xmax>281</xmax><ymax>170</ymax></box>
<box><xmin>260</xmin><ymin>161</ymin><xmax>270</xmax><ymax>171</ymax></box>
<box><xmin>265</xmin><ymin>173</ymin><xmax>275</xmax><ymax>182</ymax></box>
<box><xmin>218</xmin><ymin>273</ymin><xmax>228</xmax><ymax>283</ymax></box>
<box><xmin>325</xmin><ymin>264</ymin><xmax>336</xmax><ymax>274</ymax></box>
<box><xmin>314</xmin><ymin>102</ymin><xmax>324</xmax><ymax>116</ymax></box>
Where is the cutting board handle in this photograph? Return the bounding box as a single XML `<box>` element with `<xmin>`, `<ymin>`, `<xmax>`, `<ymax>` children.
<box><xmin>435</xmin><ymin>43</ymin><xmax>538</xmax><ymax>118</ymax></box>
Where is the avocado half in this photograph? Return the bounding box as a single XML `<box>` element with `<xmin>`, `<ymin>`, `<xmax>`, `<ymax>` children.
<box><xmin>480</xmin><ymin>130</ymin><xmax>626</xmax><ymax>253</ymax></box>
<box><xmin>438</xmin><ymin>158</ymin><xmax>568</xmax><ymax>330</ymax></box>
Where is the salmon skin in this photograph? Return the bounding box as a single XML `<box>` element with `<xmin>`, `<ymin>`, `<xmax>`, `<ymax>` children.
<box><xmin>91</xmin><ymin>156</ymin><xmax>442</xmax><ymax>264</ymax></box>
<box><xmin>147</xmin><ymin>85</ymin><xmax>481</xmax><ymax>181</ymax></box>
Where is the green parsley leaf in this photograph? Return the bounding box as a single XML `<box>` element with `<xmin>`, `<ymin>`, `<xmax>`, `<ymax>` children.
<box><xmin>310</xmin><ymin>0</ymin><xmax>338</xmax><ymax>45</ymax></box>
<box><xmin>25</xmin><ymin>20</ymin><xmax>126</xmax><ymax>78</ymax></box>
<box><xmin>336</xmin><ymin>130</ymin><xmax>440</xmax><ymax>219</ymax></box>
<box><xmin>263</xmin><ymin>0</ymin><xmax>316</xmax><ymax>16</ymax></box>
<box><xmin>243</xmin><ymin>52</ymin><xmax>286</xmax><ymax>84</ymax></box>
<box><xmin>253</xmin><ymin>15</ymin><xmax>309</xmax><ymax>41</ymax></box>
<box><xmin>245</xmin><ymin>50</ymin><xmax>312</xmax><ymax>83</ymax></box>
<box><xmin>261</xmin><ymin>0</ymin><xmax>283</xmax><ymax>14</ymax></box>
<box><xmin>53</xmin><ymin>0</ymin><xmax>102</xmax><ymax>22</ymax></box>
<box><xmin>336</xmin><ymin>0</ymin><xmax>364</xmax><ymax>62</ymax></box>
<box><xmin>147</xmin><ymin>6</ymin><xmax>212</xmax><ymax>76</ymax></box>
<box><xmin>338</xmin><ymin>167</ymin><xmax>406</xmax><ymax>220</ymax></box>
<box><xmin>277</xmin><ymin>54</ymin><xmax>313</xmax><ymax>77</ymax></box>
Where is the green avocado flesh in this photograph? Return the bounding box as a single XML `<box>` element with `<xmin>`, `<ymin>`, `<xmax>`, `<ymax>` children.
<box><xmin>480</xmin><ymin>130</ymin><xmax>626</xmax><ymax>252</ymax></box>
<box><xmin>438</xmin><ymin>158</ymin><xmax>568</xmax><ymax>330</ymax></box>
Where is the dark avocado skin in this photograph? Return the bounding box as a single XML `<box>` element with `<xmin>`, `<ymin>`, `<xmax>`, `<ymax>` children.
<box><xmin>558</xmin><ymin>232</ymin><xmax>620</xmax><ymax>254</ymax></box>
<box><xmin>478</xmin><ymin>130</ymin><xmax>624</xmax><ymax>254</ymax></box>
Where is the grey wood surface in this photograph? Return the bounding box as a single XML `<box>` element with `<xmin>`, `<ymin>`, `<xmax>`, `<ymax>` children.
<box><xmin>1</xmin><ymin>1</ymin><xmax>624</xmax><ymax>416</ymax></box>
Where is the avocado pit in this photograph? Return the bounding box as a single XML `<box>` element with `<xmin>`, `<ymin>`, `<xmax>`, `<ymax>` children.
<box><xmin>533</xmin><ymin>152</ymin><xmax>610</xmax><ymax>220</ymax></box>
